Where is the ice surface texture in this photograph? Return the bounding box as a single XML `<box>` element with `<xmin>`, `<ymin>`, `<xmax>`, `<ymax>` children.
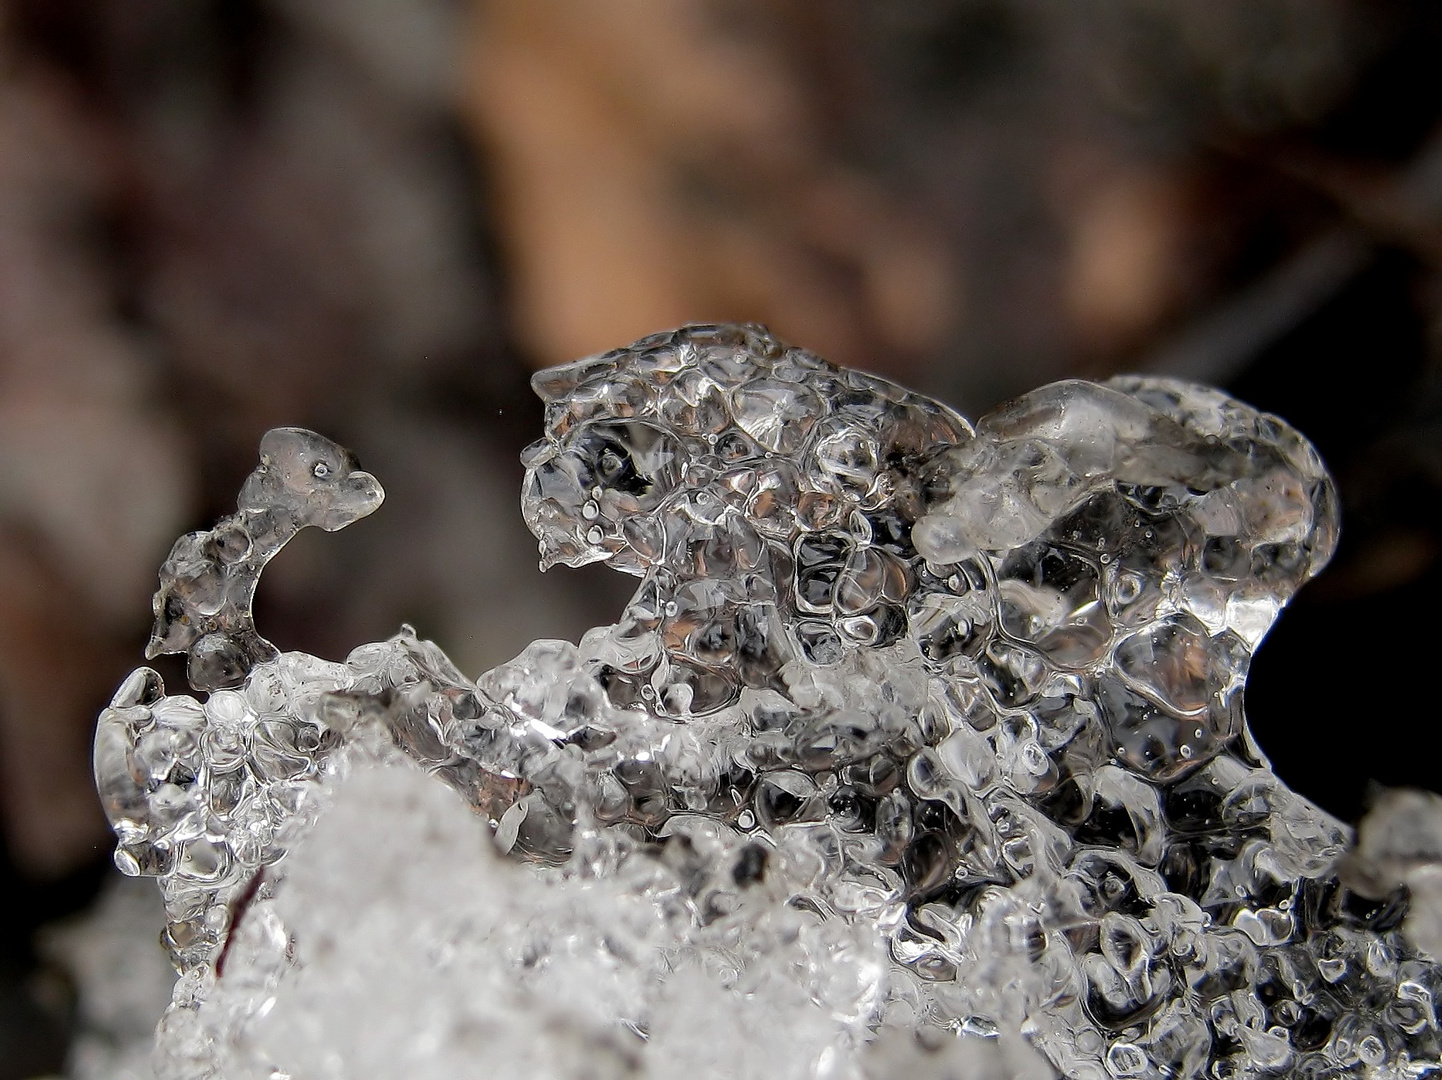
<box><xmin>95</xmin><ymin>324</ymin><xmax>1439</xmax><ymax>1080</ymax></box>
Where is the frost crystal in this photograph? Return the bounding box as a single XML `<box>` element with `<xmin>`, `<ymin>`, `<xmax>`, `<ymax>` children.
<box><xmin>94</xmin><ymin>324</ymin><xmax>1437</xmax><ymax>1080</ymax></box>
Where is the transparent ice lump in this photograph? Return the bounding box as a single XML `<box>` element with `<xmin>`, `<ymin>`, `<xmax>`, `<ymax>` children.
<box><xmin>93</xmin><ymin>324</ymin><xmax>1441</xmax><ymax>1079</ymax></box>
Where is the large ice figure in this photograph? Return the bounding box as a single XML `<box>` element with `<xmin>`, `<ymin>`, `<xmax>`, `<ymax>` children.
<box><xmin>94</xmin><ymin>324</ymin><xmax>1438</xmax><ymax>1079</ymax></box>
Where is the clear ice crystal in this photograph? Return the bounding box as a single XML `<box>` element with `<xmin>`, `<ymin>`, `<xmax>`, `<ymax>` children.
<box><xmin>145</xmin><ymin>428</ymin><xmax>384</xmax><ymax>692</ymax></box>
<box><xmin>93</xmin><ymin>324</ymin><xmax>1437</xmax><ymax>1080</ymax></box>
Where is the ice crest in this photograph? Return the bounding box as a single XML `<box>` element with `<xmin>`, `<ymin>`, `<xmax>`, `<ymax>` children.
<box><xmin>93</xmin><ymin>324</ymin><xmax>1440</xmax><ymax>1080</ymax></box>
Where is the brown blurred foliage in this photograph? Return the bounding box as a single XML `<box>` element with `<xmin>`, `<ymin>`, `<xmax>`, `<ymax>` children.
<box><xmin>466</xmin><ymin>0</ymin><xmax>961</xmax><ymax>374</ymax></box>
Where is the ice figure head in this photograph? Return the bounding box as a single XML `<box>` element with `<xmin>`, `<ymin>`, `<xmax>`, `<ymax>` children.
<box><xmin>238</xmin><ymin>427</ymin><xmax>385</xmax><ymax>532</ymax></box>
<box><xmin>94</xmin><ymin>326</ymin><xmax>1441</xmax><ymax>1080</ymax></box>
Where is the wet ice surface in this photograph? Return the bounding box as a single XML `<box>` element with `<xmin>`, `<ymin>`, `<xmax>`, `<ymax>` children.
<box><xmin>93</xmin><ymin>324</ymin><xmax>1440</xmax><ymax>1079</ymax></box>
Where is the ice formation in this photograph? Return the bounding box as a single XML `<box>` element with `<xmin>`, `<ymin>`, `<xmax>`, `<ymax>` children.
<box><xmin>94</xmin><ymin>324</ymin><xmax>1440</xmax><ymax>1079</ymax></box>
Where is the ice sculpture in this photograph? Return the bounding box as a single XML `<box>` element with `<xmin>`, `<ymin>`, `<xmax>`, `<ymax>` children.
<box><xmin>94</xmin><ymin>324</ymin><xmax>1438</xmax><ymax>1079</ymax></box>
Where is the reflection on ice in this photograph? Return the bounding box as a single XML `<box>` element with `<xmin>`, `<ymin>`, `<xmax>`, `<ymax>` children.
<box><xmin>95</xmin><ymin>325</ymin><xmax>1437</xmax><ymax>1080</ymax></box>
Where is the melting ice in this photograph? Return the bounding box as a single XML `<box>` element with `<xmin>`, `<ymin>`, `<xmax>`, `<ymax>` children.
<box><xmin>94</xmin><ymin>324</ymin><xmax>1441</xmax><ymax>1079</ymax></box>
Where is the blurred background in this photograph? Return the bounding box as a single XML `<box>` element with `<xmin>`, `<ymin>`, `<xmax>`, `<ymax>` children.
<box><xmin>0</xmin><ymin>0</ymin><xmax>1439</xmax><ymax>1073</ymax></box>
